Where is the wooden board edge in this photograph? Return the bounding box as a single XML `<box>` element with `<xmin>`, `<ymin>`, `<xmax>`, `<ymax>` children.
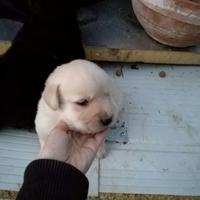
<box><xmin>0</xmin><ymin>41</ymin><xmax>11</xmax><ymax>55</ymax></box>
<box><xmin>85</xmin><ymin>46</ymin><xmax>200</xmax><ymax>65</ymax></box>
<box><xmin>0</xmin><ymin>41</ymin><xmax>200</xmax><ymax>65</ymax></box>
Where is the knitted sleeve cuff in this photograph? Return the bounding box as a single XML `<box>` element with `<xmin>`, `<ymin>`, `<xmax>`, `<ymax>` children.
<box><xmin>16</xmin><ymin>159</ymin><xmax>89</xmax><ymax>200</ymax></box>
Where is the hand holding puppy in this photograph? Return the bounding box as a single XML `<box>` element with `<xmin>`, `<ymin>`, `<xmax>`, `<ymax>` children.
<box><xmin>39</xmin><ymin>121</ymin><xmax>107</xmax><ymax>173</ymax></box>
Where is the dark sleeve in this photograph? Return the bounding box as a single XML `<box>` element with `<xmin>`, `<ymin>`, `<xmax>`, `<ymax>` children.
<box><xmin>16</xmin><ymin>159</ymin><xmax>89</xmax><ymax>200</ymax></box>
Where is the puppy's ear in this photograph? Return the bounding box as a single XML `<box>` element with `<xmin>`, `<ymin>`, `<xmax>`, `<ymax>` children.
<box><xmin>43</xmin><ymin>84</ymin><xmax>61</xmax><ymax>110</ymax></box>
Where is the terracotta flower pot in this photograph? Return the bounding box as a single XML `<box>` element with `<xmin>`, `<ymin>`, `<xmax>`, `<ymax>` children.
<box><xmin>131</xmin><ymin>0</ymin><xmax>200</xmax><ymax>47</ymax></box>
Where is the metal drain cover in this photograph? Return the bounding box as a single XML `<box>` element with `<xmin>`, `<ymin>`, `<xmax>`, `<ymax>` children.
<box><xmin>106</xmin><ymin>108</ymin><xmax>128</xmax><ymax>144</ymax></box>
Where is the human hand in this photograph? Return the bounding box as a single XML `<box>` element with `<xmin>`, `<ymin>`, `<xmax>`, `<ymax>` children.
<box><xmin>39</xmin><ymin>121</ymin><xmax>107</xmax><ymax>173</ymax></box>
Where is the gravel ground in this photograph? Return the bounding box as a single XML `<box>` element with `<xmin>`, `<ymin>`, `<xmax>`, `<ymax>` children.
<box><xmin>0</xmin><ymin>191</ymin><xmax>200</xmax><ymax>200</ymax></box>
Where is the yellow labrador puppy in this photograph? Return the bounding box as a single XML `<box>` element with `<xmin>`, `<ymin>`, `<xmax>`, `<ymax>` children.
<box><xmin>35</xmin><ymin>59</ymin><xmax>121</xmax><ymax>158</ymax></box>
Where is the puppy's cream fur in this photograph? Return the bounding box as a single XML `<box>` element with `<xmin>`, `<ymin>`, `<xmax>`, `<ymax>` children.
<box><xmin>35</xmin><ymin>59</ymin><xmax>121</xmax><ymax>157</ymax></box>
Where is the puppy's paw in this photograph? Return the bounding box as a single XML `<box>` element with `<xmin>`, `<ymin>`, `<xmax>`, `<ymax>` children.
<box><xmin>96</xmin><ymin>142</ymin><xmax>107</xmax><ymax>159</ymax></box>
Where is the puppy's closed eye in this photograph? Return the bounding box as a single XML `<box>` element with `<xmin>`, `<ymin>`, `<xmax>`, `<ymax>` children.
<box><xmin>76</xmin><ymin>99</ymin><xmax>89</xmax><ymax>106</ymax></box>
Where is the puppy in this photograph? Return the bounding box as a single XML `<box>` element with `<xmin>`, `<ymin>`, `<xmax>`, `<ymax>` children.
<box><xmin>35</xmin><ymin>59</ymin><xmax>121</xmax><ymax>158</ymax></box>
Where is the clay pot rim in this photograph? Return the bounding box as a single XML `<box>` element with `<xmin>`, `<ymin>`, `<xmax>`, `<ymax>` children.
<box><xmin>137</xmin><ymin>0</ymin><xmax>200</xmax><ymax>25</ymax></box>
<box><xmin>179</xmin><ymin>0</ymin><xmax>200</xmax><ymax>7</ymax></box>
<box><xmin>139</xmin><ymin>0</ymin><xmax>200</xmax><ymax>9</ymax></box>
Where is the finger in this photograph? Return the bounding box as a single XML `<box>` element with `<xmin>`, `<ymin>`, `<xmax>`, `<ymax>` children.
<box><xmin>81</xmin><ymin>130</ymin><xmax>108</xmax><ymax>153</ymax></box>
<box><xmin>93</xmin><ymin>130</ymin><xmax>107</xmax><ymax>146</ymax></box>
<box><xmin>50</xmin><ymin>121</ymin><xmax>68</xmax><ymax>134</ymax></box>
<box><xmin>40</xmin><ymin>128</ymin><xmax>71</xmax><ymax>161</ymax></box>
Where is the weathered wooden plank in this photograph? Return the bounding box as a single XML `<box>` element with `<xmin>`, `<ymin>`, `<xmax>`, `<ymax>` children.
<box><xmin>0</xmin><ymin>41</ymin><xmax>11</xmax><ymax>55</ymax></box>
<box><xmin>85</xmin><ymin>47</ymin><xmax>200</xmax><ymax>65</ymax></box>
<box><xmin>0</xmin><ymin>41</ymin><xmax>200</xmax><ymax>65</ymax></box>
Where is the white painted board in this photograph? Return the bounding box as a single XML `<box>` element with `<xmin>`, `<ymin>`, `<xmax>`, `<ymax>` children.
<box><xmin>1</xmin><ymin>64</ymin><xmax>200</xmax><ymax>196</ymax></box>
<box><xmin>99</xmin><ymin>64</ymin><xmax>200</xmax><ymax>196</ymax></box>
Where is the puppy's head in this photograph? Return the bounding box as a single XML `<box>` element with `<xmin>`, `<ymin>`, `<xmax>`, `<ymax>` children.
<box><xmin>43</xmin><ymin>59</ymin><xmax>121</xmax><ymax>134</ymax></box>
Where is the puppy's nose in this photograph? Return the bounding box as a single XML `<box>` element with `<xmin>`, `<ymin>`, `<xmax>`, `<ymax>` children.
<box><xmin>101</xmin><ymin>117</ymin><xmax>113</xmax><ymax>126</ymax></box>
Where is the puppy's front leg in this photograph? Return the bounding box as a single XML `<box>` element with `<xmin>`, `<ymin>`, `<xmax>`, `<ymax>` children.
<box><xmin>96</xmin><ymin>141</ymin><xmax>106</xmax><ymax>159</ymax></box>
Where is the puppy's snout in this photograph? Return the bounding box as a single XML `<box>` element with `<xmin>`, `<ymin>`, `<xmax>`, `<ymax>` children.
<box><xmin>100</xmin><ymin>117</ymin><xmax>113</xmax><ymax>126</ymax></box>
